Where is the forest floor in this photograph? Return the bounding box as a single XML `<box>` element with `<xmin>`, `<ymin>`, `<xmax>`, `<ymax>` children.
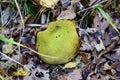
<box><xmin>0</xmin><ymin>0</ymin><xmax>120</xmax><ymax>80</ymax></box>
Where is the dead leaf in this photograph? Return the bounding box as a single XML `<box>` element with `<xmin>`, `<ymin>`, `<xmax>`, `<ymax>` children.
<box><xmin>24</xmin><ymin>58</ymin><xmax>35</xmax><ymax>70</ymax></box>
<box><xmin>12</xmin><ymin>68</ymin><xmax>29</xmax><ymax>76</ymax></box>
<box><xmin>116</xmin><ymin>4</ymin><xmax>120</xmax><ymax>16</ymax></box>
<box><xmin>102</xmin><ymin>62</ymin><xmax>116</xmax><ymax>75</ymax></box>
<box><xmin>67</xmin><ymin>69</ymin><xmax>82</xmax><ymax>80</ymax></box>
<box><xmin>103</xmin><ymin>32</ymin><xmax>111</xmax><ymax>46</ymax></box>
<box><xmin>80</xmin><ymin>35</ymin><xmax>93</xmax><ymax>51</ymax></box>
<box><xmin>57</xmin><ymin>69</ymin><xmax>82</xmax><ymax>80</ymax></box>
<box><xmin>63</xmin><ymin>62</ymin><xmax>77</xmax><ymax>69</ymax></box>
<box><xmin>79</xmin><ymin>52</ymin><xmax>90</xmax><ymax>64</ymax></box>
<box><xmin>94</xmin><ymin>37</ymin><xmax>105</xmax><ymax>51</ymax></box>
<box><xmin>93</xmin><ymin>12</ymin><xmax>109</xmax><ymax>34</ymax></box>
<box><xmin>103</xmin><ymin>62</ymin><xmax>111</xmax><ymax>70</ymax></box>
<box><xmin>60</xmin><ymin>0</ymin><xmax>70</xmax><ymax>8</ymax></box>
<box><xmin>114</xmin><ymin>48</ymin><xmax>120</xmax><ymax>60</ymax></box>
<box><xmin>23</xmin><ymin>67</ymin><xmax>50</xmax><ymax>80</ymax></box>
<box><xmin>86</xmin><ymin>28</ymin><xmax>97</xmax><ymax>33</ymax></box>
<box><xmin>87</xmin><ymin>72</ymin><xmax>117</xmax><ymax>80</ymax></box>
<box><xmin>1</xmin><ymin>7</ymin><xmax>14</xmax><ymax>26</ymax></box>
<box><xmin>57</xmin><ymin>8</ymin><xmax>76</xmax><ymax>20</ymax></box>
<box><xmin>40</xmin><ymin>0</ymin><xmax>58</xmax><ymax>8</ymax></box>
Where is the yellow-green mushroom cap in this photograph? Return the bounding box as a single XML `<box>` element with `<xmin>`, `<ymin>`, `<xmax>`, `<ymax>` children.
<box><xmin>36</xmin><ymin>20</ymin><xmax>80</xmax><ymax>64</ymax></box>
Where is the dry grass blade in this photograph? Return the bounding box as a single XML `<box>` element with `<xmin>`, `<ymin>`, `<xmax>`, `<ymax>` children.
<box><xmin>97</xmin><ymin>4</ymin><xmax>120</xmax><ymax>33</ymax></box>
<box><xmin>0</xmin><ymin>52</ymin><xmax>28</xmax><ymax>70</ymax></box>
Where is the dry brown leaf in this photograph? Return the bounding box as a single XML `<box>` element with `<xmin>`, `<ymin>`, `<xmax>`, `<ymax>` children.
<box><xmin>23</xmin><ymin>67</ymin><xmax>50</xmax><ymax>80</ymax></box>
<box><xmin>79</xmin><ymin>52</ymin><xmax>90</xmax><ymax>64</ymax></box>
<box><xmin>57</xmin><ymin>69</ymin><xmax>82</xmax><ymax>80</ymax></box>
<box><xmin>57</xmin><ymin>8</ymin><xmax>76</xmax><ymax>20</ymax></box>
<box><xmin>40</xmin><ymin>0</ymin><xmax>59</xmax><ymax>8</ymax></box>
<box><xmin>94</xmin><ymin>37</ymin><xmax>105</xmax><ymax>51</ymax></box>
<box><xmin>103</xmin><ymin>62</ymin><xmax>111</xmax><ymax>70</ymax></box>
<box><xmin>103</xmin><ymin>62</ymin><xmax>116</xmax><ymax>75</ymax></box>
<box><xmin>63</xmin><ymin>62</ymin><xmax>77</xmax><ymax>69</ymax></box>
<box><xmin>93</xmin><ymin>12</ymin><xmax>109</xmax><ymax>34</ymax></box>
<box><xmin>1</xmin><ymin>7</ymin><xmax>14</xmax><ymax>26</ymax></box>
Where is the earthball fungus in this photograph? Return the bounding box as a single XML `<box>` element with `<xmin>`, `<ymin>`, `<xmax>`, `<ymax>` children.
<box><xmin>36</xmin><ymin>20</ymin><xmax>80</xmax><ymax>64</ymax></box>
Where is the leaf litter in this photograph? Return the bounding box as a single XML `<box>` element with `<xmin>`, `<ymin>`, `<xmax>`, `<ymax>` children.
<box><xmin>0</xmin><ymin>0</ymin><xmax>120</xmax><ymax>80</ymax></box>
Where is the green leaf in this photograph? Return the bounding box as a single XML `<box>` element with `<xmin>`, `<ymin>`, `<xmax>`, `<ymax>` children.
<box><xmin>0</xmin><ymin>36</ymin><xmax>15</xmax><ymax>44</ymax></box>
<box><xmin>97</xmin><ymin>4</ymin><xmax>119</xmax><ymax>33</ymax></box>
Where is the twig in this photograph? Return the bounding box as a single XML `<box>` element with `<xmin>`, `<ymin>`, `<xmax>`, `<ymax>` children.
<box><xmin>14</xmin><ymin>0</ymin><xmax>25</xmax><ymax>30</ymax></box>
<box><xmin>0</xmin><ymin>52</ymin><xmax>29</xmax><ymax>70</ymax></box>
<box><xmin>77</xmin><ymin>0</ymin><xmax>108</xmax><ymax>13</ymax></box>
<box><xmin>14</xmin><ymin>0</ymin><xmax>25</xmax><ymax>43</ymax></box>
<box><xmin>26</xmin><ymin>24</ymin><xmax>47</xmax><ymax>28</ymax></box>
<box><xmin>14</xmin><ymin>0</ymin><xmax>26</xmax><ymax>74</ymax></box>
